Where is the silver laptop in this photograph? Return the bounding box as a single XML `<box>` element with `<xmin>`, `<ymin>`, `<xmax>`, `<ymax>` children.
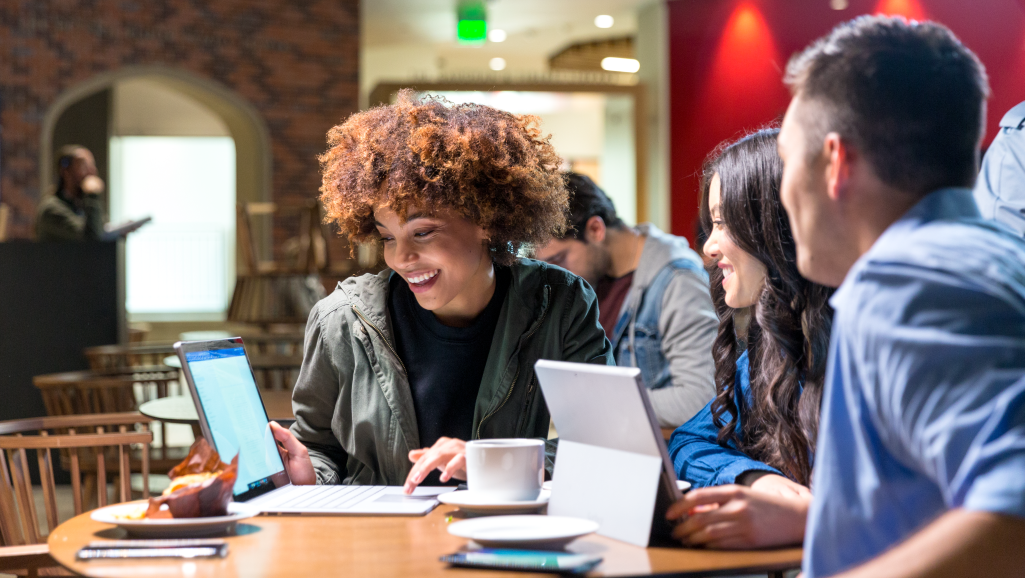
<box><xmin>175</xmin><ymin>338</ymin><xmax>450</xmax><ymax>515</ymax></box>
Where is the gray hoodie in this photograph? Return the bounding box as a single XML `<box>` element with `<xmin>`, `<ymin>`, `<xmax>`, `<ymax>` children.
<box><xmin>610</xmin><ymin>223</ymin><xmax>717</xmax><ymax>428</ymax></box>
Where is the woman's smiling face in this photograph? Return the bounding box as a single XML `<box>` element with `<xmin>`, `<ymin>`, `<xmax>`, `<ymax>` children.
<box><xmin>703</xmin><ymin>173</ymin><xmax>768</xmax><ymax>309</ymax></box>
<box><xmin>374</xmin><ymin>204</ymin><xmax>496</xmax><ymax>326</ymax></box>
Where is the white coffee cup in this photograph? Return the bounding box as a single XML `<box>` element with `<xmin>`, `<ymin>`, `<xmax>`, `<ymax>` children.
<box><xmin>465</xmin><ymin>438</ymin><xmax>545</xmax><ymax>502</ymax></box>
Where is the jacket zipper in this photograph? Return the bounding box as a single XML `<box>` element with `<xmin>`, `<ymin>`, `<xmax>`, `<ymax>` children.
<box><xmin>475</xmin><ymin>285</ymin><xmax>550</xmax><ymax>439</ymax></box>
<box><xmin>351</xmin><ymin>305</ymin><xmax>407</xmax><ymax>376</ymax></box>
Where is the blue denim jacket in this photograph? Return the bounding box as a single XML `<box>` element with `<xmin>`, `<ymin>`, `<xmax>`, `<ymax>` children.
<box><xmin>605</xmin><ymin>224</ymin><xmax>718</xmax><ymax>428</ymax></box>
<box><xmin>667</xmin><ymin>350</ymin><xmax>782</xmax><ymax>487</ymax></box>
<box><xmin>611</xmin><ymin>256</ymin><xmax>708</xmax><ymax>388</ymax></box>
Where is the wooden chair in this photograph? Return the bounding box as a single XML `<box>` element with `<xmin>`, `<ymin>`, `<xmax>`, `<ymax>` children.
<box><xmin>237</xmin><ymin>201</ymin><xmax>332</xmax><ymax>276</ymax></box>
<box><xmin>126</xmin><ymin>323</ymin><xmax>152</xmax><ymax>344</ymax></box>
<box><xmin>239</xmin><ymin>328</ymin><xmax>305</xmax><ymax>356</ymax></box>
<box><xmin>0</xmin><ymin>413</ymin><xmax>153</xmax><ymax>577</ymax></box>
<box><xmin>249</xmin><ymin>353</ymin><xmax>304</xmax><ymax>391</ymax></box>
<box><xmin>229</xmin><ymin>201</ymin><xmax>339</xmax><ymax>326</ymax></box>
<box><xmin>0</xmin><ymin>202</ymin><xmax>11</xmax><ymax>242</ymax></box>
<box><xmin>236</xmin><ymin>330</ymin><xmax>305</xmax><ymax>390</ymax></box>
<box><xmin>32</xmin><ymin>370</ymin><xmax>187</xmax><ymax>483</ymax></box>
<box><xmin>82</xmin><ymin>343</ymin><xmax>177</xmax><ymax>373</ymax></box>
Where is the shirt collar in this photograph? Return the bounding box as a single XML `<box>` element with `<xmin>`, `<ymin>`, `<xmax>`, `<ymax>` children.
<box><xmin>829</xmin><ymin>187</ymin><xmax>979</xmax><ymax>309</ymax></box>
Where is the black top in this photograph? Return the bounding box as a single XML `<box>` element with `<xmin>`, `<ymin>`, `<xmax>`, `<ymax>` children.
<box><xmin>388</xmin><ymin>267</ymin><xmax>509</xmax><ymax>485</ymax></box>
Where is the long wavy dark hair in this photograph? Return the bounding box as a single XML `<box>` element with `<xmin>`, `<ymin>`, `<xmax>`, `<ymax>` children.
<box><xmin>698</xmin><ymin>128</ymin><xmax>833</xmax><ymax>486</ymax></box>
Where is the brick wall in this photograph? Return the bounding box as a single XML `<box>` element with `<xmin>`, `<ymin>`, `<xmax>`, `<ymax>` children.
<box><xmin>0</xmin><ymin>0</ymin><xmax>360</xmax><ymax>239</ymax></box>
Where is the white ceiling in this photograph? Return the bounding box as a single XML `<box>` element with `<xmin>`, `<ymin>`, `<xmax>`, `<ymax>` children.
<box><xmin>363</xmin><ymin>0</ymin><xmax>654</xmax><ymax>54</ymax></box>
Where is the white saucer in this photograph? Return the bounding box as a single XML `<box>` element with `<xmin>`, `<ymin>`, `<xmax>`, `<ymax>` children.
<box><xmin>439</xmin><ymin>489</ymin><xmax>550</xmax><ymax>515</ymax></box>
<box><xmin>448</xmin><ymin>515</ymin><xmax>599</xmax><ymax>549</ymax></box>
<box><xmin>540</xmin><ymin>480</ymin><xmax>690</xmax><ymax>492</ymax></box>
<box><xmin>91</xmin><ymin>501</ymin><xmax>259</xmax><ymax>538</ymax></box>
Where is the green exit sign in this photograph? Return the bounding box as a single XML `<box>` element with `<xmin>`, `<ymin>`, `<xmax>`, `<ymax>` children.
<box><xmin>458</xmin><ymin>19</ymin><xmax>486</xmax><ymax>43</ymax></box>
<box><xmin>457</xmin><ymin>1</ymin><xmax>486</xmax><ymax>44</ymax></box>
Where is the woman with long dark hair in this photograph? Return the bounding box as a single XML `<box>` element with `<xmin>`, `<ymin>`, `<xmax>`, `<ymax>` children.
<box><xmin>664</xmin><ymin>128</ymin><xmax>833</xmax><ymax>548</ymax></box>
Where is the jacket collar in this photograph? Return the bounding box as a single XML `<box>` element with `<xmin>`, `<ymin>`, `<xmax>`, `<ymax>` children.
<box><xmin>339</xmin><ymin>268</ymin><xmax>393</xmax><ymax>340</ymax></box>
<box><xmin>632</xmin><ymin>223</ymin><xmax>699</xmax><ymax>292</ymax></box>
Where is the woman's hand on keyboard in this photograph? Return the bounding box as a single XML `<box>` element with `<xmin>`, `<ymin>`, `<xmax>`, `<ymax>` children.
<box><xmin>270</xmin><ymin>421</ymin><xmax>317</xmax><ymax>486</ymax></box>
<box><xmin>404</xmin><ymin>437</ymin><xmax>466</xmax><ymax>494</ymax></box>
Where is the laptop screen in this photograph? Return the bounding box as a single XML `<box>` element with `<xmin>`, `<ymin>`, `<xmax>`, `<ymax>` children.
<box><xmin>185</xmin><ymin>346</ymin><xmax>286</xmax><ymax>496</ymax></box>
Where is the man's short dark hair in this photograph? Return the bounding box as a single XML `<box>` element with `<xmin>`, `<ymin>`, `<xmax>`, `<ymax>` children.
<box><xmin>55</xmin><ymin>144</ymin><xmax>86</xmax><ymax>174</ymax></box>
<box><xmin>563</xmin><ymin>172</ymin><xmax>623</xmax><ymax>240</ymax></box>
<box><xmin>785</xmin><ymin>16</ymin><xmax>989</xmax><ymax>195</ymax></box>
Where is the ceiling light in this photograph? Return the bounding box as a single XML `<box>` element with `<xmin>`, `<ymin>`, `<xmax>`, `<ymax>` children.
<box><xmin>489</xmin><ymin>29</ymin><xmax>507</xmax><ymax>42</ymax></box>
<box><xmin>594</xmin><ymin>15</ymin><xmax>614</xmax><ymax>28</ymax></box>
<box><xmin>601</xmin><ymin>57</ymin><xmax>639</xmax><ymax>73</ymax></box>
<box><xmin>830</xmin><ymin>0</ymin><xmax>849</xmax><ymax>9</ymax></box>
<box><xmin>489</xmin><ymin>57</ymin><xmax>507</xmax><ymax>71</ymax></box>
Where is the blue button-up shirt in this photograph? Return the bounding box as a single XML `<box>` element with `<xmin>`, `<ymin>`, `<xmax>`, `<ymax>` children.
<box><xmin>974</xmin><ymin>100</ymin><xmax>1025</xmax><ymax>236</ymax></box>
<box><xmin>668</xmin><ymin>350</ymin><xmax>785</xmax><ymax>486</ymax></box>
<box><xmin>804</xmin><ymin>188</ymin><xmax>1025</xmax><ymax>577</ymax></box>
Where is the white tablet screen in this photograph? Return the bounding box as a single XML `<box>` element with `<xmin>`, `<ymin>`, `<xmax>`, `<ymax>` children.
<box><xmin>185</xmin><ymin>346</ymin><xmax>285</xmax><ymax>495</ymax></box>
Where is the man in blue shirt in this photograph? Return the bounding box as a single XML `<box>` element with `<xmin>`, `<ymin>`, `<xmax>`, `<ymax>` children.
<box><xmin>777</xmin><ymin>16</ymin><xmax>1025</xmax><ymax>578</ymax></box>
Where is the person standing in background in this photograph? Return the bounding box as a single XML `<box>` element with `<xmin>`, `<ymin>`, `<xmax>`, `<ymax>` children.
<box><xmin>35</xmin><ymin>145</ymin><xmax>106</xmax><ymax>241</ymax></box>
<box><xmin>533</xmin><ymin>173</ymin><xmax>717</xmax><ymax>428</ymax></box>
<box><xmin>974</xmin><ymin>100</ymin><xmax>1025</xmax><ymax>236</ymax></box>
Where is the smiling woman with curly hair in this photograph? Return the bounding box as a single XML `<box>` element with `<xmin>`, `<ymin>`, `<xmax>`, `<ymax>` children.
<box><xmin>270</xmin><ymin>90</ymin><xmax>614</xmax><ymax>492</ymax></box>
<box><xmin>319</xmin><ymin>90</ymin><xmax>568</xmax><ymax>265</ymax></box>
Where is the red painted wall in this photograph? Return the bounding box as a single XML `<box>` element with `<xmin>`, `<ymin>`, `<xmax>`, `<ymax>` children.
<box><xmin>668</xmin><ymin>0</ymin><xmax>1025</xmax><ymax>241</ymax></box>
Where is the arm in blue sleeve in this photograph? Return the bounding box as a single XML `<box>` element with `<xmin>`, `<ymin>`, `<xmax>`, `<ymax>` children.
<box><xmin>668</xmin><ymin>397</ymin><xmax>781</xmax><ymax>488</ymax></box>
<box><xmin>867</xmin><ymin>266</ymin><xmax>1025</xmax><ymax>518</ymax></box>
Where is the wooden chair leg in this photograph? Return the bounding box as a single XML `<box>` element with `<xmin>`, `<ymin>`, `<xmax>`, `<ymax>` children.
<box><xmin>82</xmin><ymin>473</ymin><xmax>96</xmax><ymax>511</ymax></box>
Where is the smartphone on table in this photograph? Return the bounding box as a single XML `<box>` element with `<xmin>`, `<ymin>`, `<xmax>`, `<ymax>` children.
<box><xmin>441</xmin><ymin>549</ymin><xmax>602</xmax><ymax>574</ymax></box>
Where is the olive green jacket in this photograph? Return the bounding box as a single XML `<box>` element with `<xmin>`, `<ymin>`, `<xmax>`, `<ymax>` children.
<box><xmin>289</xmin><ymin>259</ymin><xmax>614</xmax><ymax>485</ymax></box>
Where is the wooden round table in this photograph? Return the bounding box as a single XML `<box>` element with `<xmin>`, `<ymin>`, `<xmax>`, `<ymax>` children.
<box><xmin>48</xmin><ymin>506</ymin><xmax>802</xmax><ymax>577</ymax></box>
<box><xmin>138</xmin><ymin>391</ymin><xmax>294</xmax><ymax>423</ymax></box>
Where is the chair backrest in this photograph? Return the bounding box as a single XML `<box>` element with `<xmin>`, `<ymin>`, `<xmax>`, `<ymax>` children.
<box><xmin>238</xmin><ymin>330</ymin><xmax>305</xmax><ymax>390</ymax></box>
<box><xmin>238</xmin><ymin>329</ymin><xmax>305</xmax><ymax>356</ymax></box>
<box><xmin>0</xmin><ymin>413</ymin><xmax>152</xmax><ymax>546</ymax></box>
<box><xmin>33</xmin><ymin>369</ymin><xmax>179</xmax><ymax>417</ymax></box>
<box><xmin>0</xmin><ymin>202</ymin><xmax>10</xmax><ymax>242</ymax></box>
<box><xmin>238</xmin><ymin>200</ymin><xmax>331</xmax><ymax>275</ymax></box>
<box><xmin>127</xmin><ymin>323</ymin><xmax>152</xmax><ymax>344</ymax></box>
<box><xmin>82</xmin><ymin>343</ymin><xmax>177</xmax><ymax>373</ymax></box>
<box><xmin>249</xmin><ymin>353</ymin><xmax>304</xmax><ymax>391</ymax></box>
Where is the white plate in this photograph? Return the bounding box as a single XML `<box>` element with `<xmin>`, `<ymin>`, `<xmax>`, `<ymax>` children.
<box><xmin>438</xmin><ymin>489</ymin><xmax>550</xmax><ymax>515</ymax></box>
<box><xmin>91</xmin><ymin>501</ymin><xmax>259</xmax><ymax>538</ymax></box>
<box><xmin>448</xmin><ymin>515</ymin><xmax>599</xmax><ymax>549</ymax></box>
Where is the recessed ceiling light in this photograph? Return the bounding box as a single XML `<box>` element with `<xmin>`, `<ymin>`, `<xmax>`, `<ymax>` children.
<box><xmin>601</xmin><ymin>57</ymin><xmax>640</xmax><ymax>73</ymax></box>
<box><xmin>489</xmin><ymin>29</ymin><xmax>507</xmax><ymax>42</ymax></box>
<box><xmin>594</xmin><ymin>15</ymin><xmax>614</xmax><ymax>28</ymax></box>
<box><xmin>830</xmin><ymin>0</ymin><xmax>849</xmax><ymax>9</ymax></box>
<box><xmin>489</xmin><ymin>57</ymin><xmax>507</xmax><ymax>71</ymax></box>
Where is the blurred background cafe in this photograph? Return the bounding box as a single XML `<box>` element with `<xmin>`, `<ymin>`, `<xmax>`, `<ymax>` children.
<box><xmin>1</xmin><ymin>0</ymin><xmax>1024</xmax><ymax>576</ymax></box>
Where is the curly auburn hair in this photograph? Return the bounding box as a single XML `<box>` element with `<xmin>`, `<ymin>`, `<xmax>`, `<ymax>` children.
<box><xmin>319</xmin><ymin>90</ymin><xmax>568</xmax><ymax>266</ymax></box>
<box><xmin>699</xmin><ymin>128</ymin><xmax>833</xmax><ymax>486</ymax></box>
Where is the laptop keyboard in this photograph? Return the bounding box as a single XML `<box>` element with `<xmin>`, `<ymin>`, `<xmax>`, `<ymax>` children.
<box><xmin>256</xmin><ymin>484</ymin><xmax>388</xmax><ymax>511</ymax></box>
